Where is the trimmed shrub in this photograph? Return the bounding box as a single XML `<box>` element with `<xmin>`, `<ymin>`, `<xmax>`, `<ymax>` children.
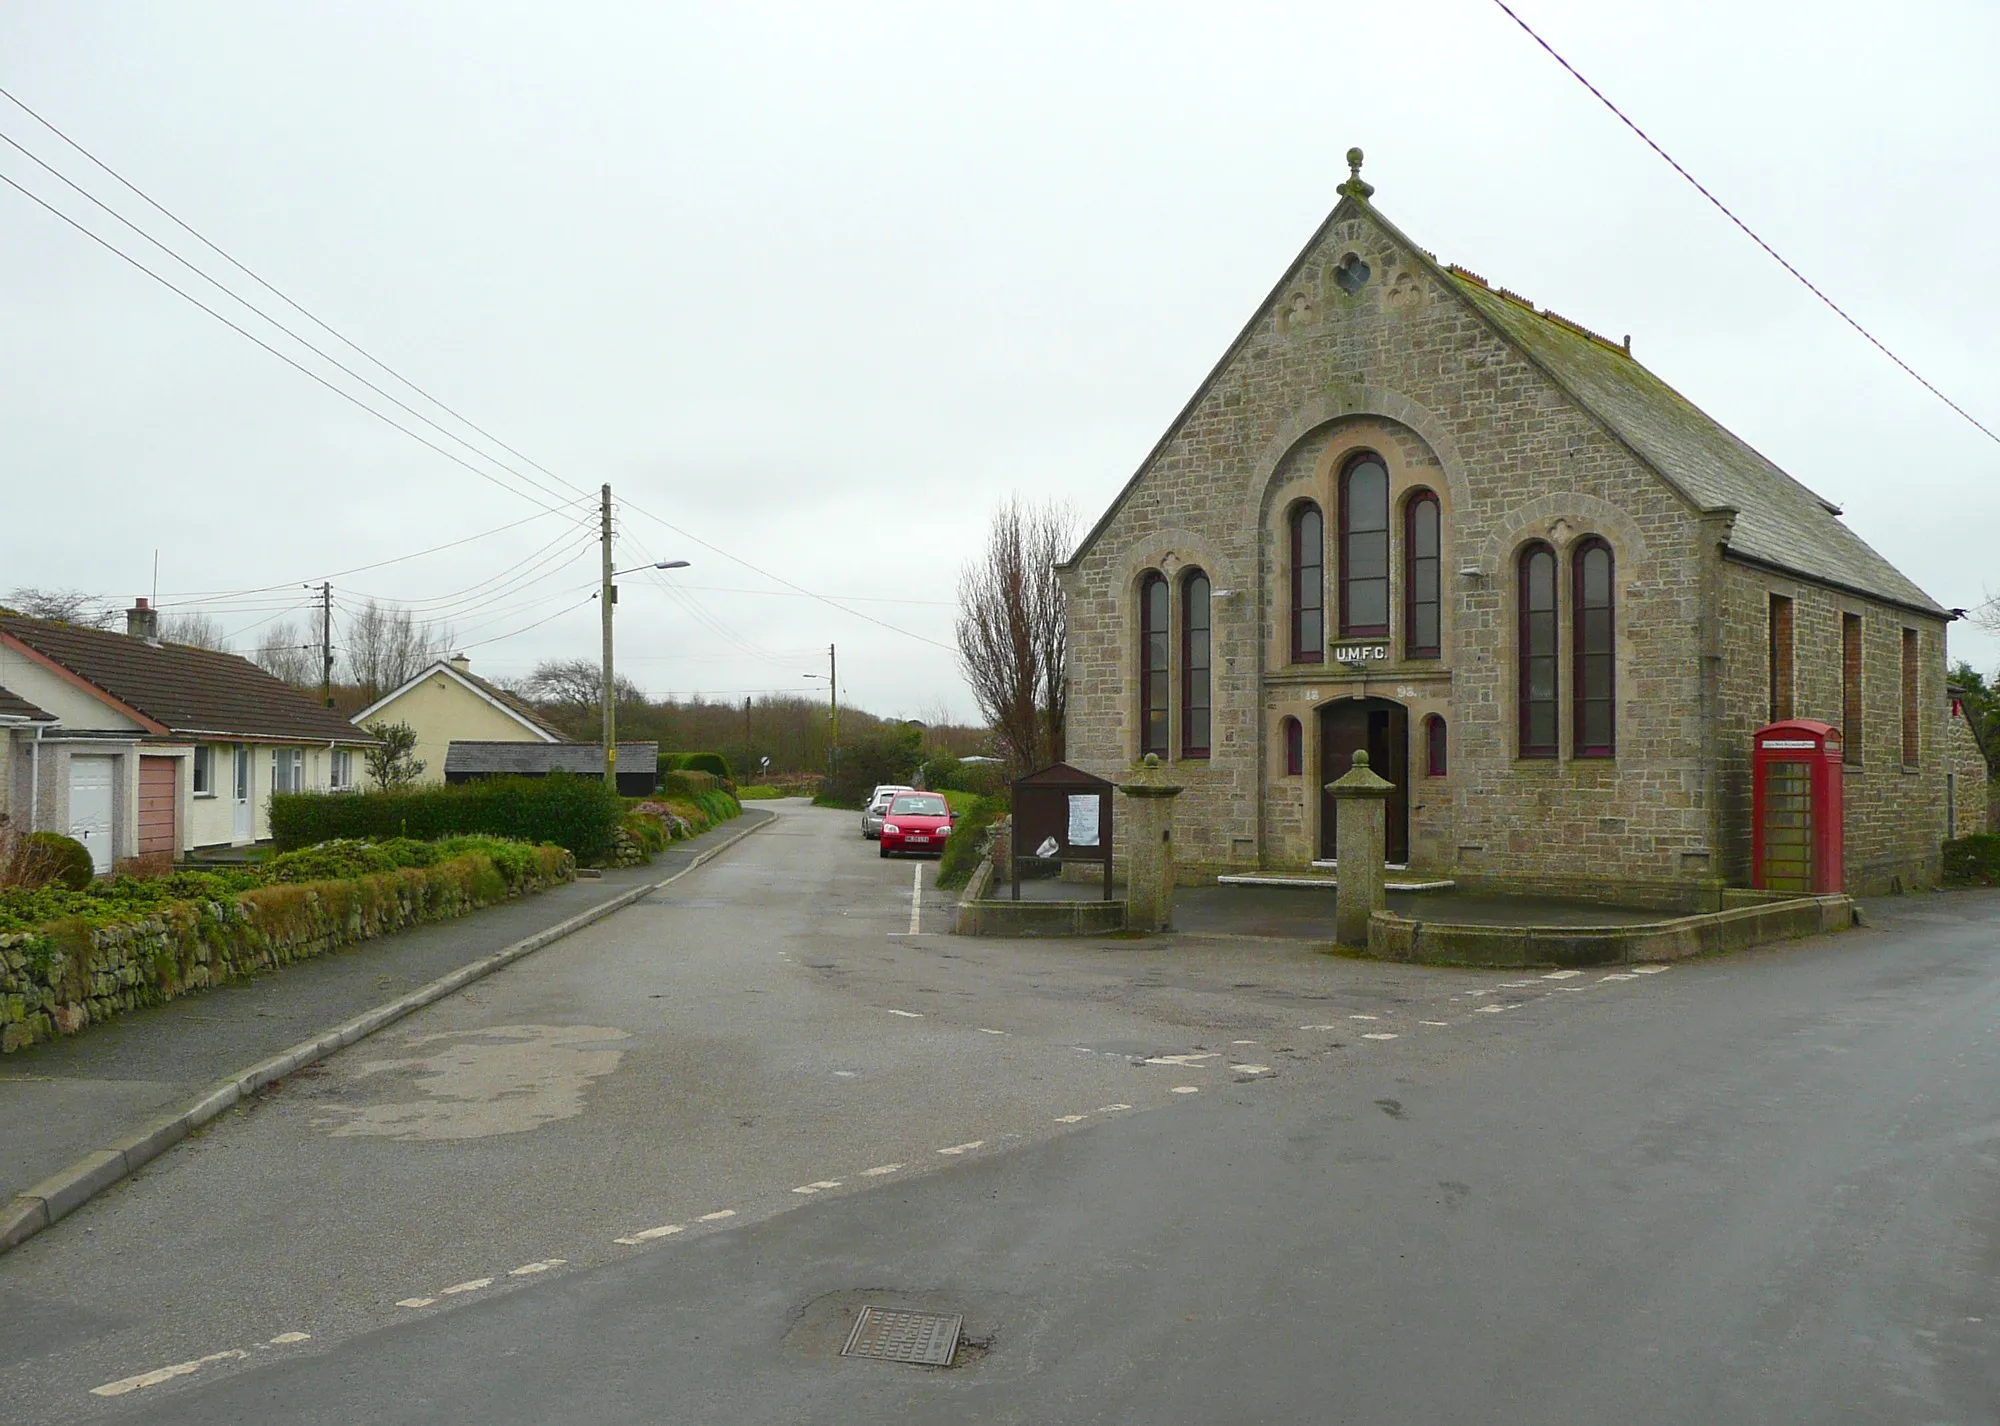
<box><xmin>737</xmin><ymin>785</ymin><xmax>783</xmax><ymax>799</ymax></box>
<box><xmin>25</xmin><ymin>832</ymin><xmax>93</xmax><ymax>890</ymax></box>
<box><xmin>936</xmin><ymin>796</ymin><xmax>1005</xmax><ymax>890</ymax></box>
<box><xmin>267</xmin><ymin>840</ymin><xmax>399</xmax><ymax>883</ymax></box>
<box><xmin>816</xmin><ymin>726</ymin><xmax>924</xmax><ymax>809</ymax></box>
<box><xmin>1942</xmin><ymin>834</ymin><xmax>2000</xmax><ymax>887</ymax></box>
<box><xmin>270</xmin><ymin>775</ymin><xmax>623</xmax><ymax>863</ymax></box>
<box><xmin>659</xmin><ymin>770</ymin><xmax>720</xmax><ymax>799</ymax></box>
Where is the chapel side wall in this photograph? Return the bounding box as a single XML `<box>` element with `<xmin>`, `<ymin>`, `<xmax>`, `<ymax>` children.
<box><xmin>1714</xmin><ymin>562</ymin><xmax>1947</xmax><ymax>892</ymax></box>
<box><xmin>1066</xmin><ymin>206</ymin><xmax>1716</xmax><ymax>888</ymax></box>
<box><xmin>1946</xmin><ymin>714</ymin><xmax>1989</xmax><ymax>840</ymax></box>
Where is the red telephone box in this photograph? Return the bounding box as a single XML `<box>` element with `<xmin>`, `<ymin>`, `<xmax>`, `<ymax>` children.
<box><xmin>1751</xmin><ymin>719</ymin><xmax>1844</xmax><ymax>893</ymax></box>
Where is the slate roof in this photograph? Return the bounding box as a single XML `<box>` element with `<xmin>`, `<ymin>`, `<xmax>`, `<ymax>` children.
<box><xmin>0</xmin><ymin>616</ymin><xmax>374</xmax><ymax>743</ymax></box>
<box><xmin>444</xmin><ymin>741</ymin><xmax>657</xmax><ymax>776</ymax></box>
<box><xmin>1442</xmin><ymin>270</ymin><xmax>1943</xmax><ymax>615</ymax></box>
<box><xmin>0</xmin><ymin>685</ymin><xmax>54</xmax><ymax>722</ymax></box>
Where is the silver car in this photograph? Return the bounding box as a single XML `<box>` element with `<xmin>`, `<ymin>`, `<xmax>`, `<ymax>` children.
<box><xmin>860</xmin><ymin>784</ymin><xmax>913</xmax><ymax>839</ymax></box>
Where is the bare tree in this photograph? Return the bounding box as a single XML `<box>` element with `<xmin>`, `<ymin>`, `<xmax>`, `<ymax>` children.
<box><xmin>4</xmin><ymin>587</ymin><xmax>117</xmax><ymax>628</ymax></box>
<box><xmin>955</xmin><ymin>497</ymin><xmax>1076</xmax><ymax>773</ymax></box>
<box><xmin>343</xmin><ymin>600</ymin><xmax>455</xmax><ymax>702</ymax></box>
<box><xmin>160</xmin><ymin>611</ymin><xmax>231</xmax><ymax>651</ymax></box>
<box><xmin>253</xmin><ymin>621</ymin><xmax>318</xmax><ymax>687</ymax></box>
<box><xmin>522</xmin><ymin>657</ymin><xmax>645</xmax><ymax>730</ymax></box>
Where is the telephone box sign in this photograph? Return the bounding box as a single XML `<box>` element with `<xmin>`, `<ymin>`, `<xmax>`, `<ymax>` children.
<box><xmin>1332</xmin><ymin>642</ymin><xmax>1390</xmax><ymax>665</ymax></box>
<box><xmin>1751</xmin><ymin>719</ymin><xmax>1844</xmax><ymax>894</ymax></box>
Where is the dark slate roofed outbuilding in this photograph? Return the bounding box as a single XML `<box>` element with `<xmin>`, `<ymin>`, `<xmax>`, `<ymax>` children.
<box><xmin>0</xmin><ymin>616</ymin><xmax>373</xmax><ymax>743</ymax></box>
<box><xmin>444</xmin><ymin>741</ymin><xmax>658</xmax><ymax>776</ymax></box>
<box><xmin>1442</xmin><ymin>269</ymin><xmax>1943</xmax><ymax>616</ymax></box>
<box><xmin>0</xmin><ymin>685</ymin><xmax>55</xmax><ymax>722</ymax></box>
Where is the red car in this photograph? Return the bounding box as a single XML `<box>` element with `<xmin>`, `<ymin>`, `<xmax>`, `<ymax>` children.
<box><xmin>879</xmin><ymin>792</ymin><xmax>953</xmax><ymax>858</ymax></box>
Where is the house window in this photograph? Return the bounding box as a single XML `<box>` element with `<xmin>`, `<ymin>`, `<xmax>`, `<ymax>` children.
<box><xmin>1182</xmin><ymin>571</ymin><xmax>1212</xmax><ymax>759</ymax></box>
<box><xmin>1282</xmin><ymin>717</ymin><xmax>1303</xmax><ymax>776</ymax></box>
<box><xmin>1405</xmin><ymin>490</ymin><xmax>1441</xmax><ymax>659</ymax></box>
<box><xmin>271</xmin><ymin>747</ymin><xmax>302</xmax><ymax>795</ymax></box>
<box><xmin>192</xmin><ymin>745</ymin><xmax>214</xmax><ymax>797</ymax></box>
<box><xmin>1424</xmin><ymin>715</ymin><xmax>1447</xmax><ymax>776</ymax></box>
<box><xmin>1290</xmin><ymin>503</ymin><xmax>1324</xmax><ymax>663</ymax></box>
<box><xmin>1339</xmin><ymin>453</ymin><xmax>1390</xmax><ymax>638</ymax></box>
<box><xmin>1769</xmin><ymin>594</ymin><xmax>1795</xmax><ymax>723</ymax></box>
<box><xmin>1902</xmin><ymin>627</ymin><xmax>1920</xmax><ymax>768</ymax></box>
<box><xmin>1573</xmin><ymin>538</ymin><xmax>1615</xmax><ymax>757</ymax></box>
<box><xmin>1140</xmin><ymin>571</ymin><xmax>1169</xmax><ymax>757</ymax></box>
<box><xmin>1518</xmin><ymin>543</ymin><xmax>1558</xmax><ymax>758</ymax></box>
<box><xmin>1841</xmin><ymin>613</ymin><xmax>1862</xmax><ymax>765</ymax></box>
<box><xmin>331</xmin><ymin>749</ymin><xmax>354</xmax><ymax>791</ymax></box>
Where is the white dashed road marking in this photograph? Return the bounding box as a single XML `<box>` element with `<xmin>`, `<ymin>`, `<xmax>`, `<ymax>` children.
<box><xmin>859</xmin><ymin>1164</ymin><xmax>903</xmax><ymax>1177</ymax></box>
<box><xmin>1055</xmin><ymin>1114</ymin><xmax>1086</xmax><ymax>1123</ymax></box>
<box><xmin>1362</xmin><ymin>1032</ymin><xmax>1399</xmax><ymax>1041</ymax></box>
<box><xmin>438</xmin><ymin>1278</ymin><xmax>492</xmax><ymax>1297</ymax></box>
<box><xmin>508</xmin><ymin>1260</ymin><xmax>565</xmax><ymax>1276</ymax></box>
<box><xmin>977</xmin><ymin>1027</ymin><xmax>1007</xmax><ymax>1035</ymax></box>
<box><xmin>1233</xmin><ymin>1063</ymin><xmax>1274</xmax><ymax>1074</ymax></box>
<box><xmin>791</xmin><ymin>1181</ymin><xmax>843</xmax><ymax>1195</ymax></box>
<box><xmin>267</xmin><ymin>1332</ymin><xmax>311</xmax><ymax>1345</ymax></box>
<box><xmin>1098</xmin><ymin>1103</ymin><xmax>1132</xmax><ymax>1112</ymax></box>
<box><xmin>698</xmin><ymin>1209</ymin><xmax>737</xmax><ymax>1220</ymax></box>
<box><xmin>909</xmin><ymin>862</ymin><xmax>922</xmax><ymax>935</ymax></box>
<box><xmin>1144</xmin><ymin>1052</ymin><xmax>1219</xmax><ymax>1066</ymax></box>
<box><xmin>1420</xmin><ymin>1020</ymin><xmax>1451</xmax><ymax>1027</ymax></box>
<box><xmin>1599</xmin><ymin>973</ymin><xmax>1637</xmax><ymax>982</ymax></box>
<box><xmin>1172</xmin><ymin>1086</ymin><xmax>1200</xmax><ymax>1095</ymax></box>
<box><xmin>615</xmin><ymin>1223</ymin><xmax>685</xmax><ymax>1243</ymax></box>
<box><xmin>885</xmin><ymin>1008</ymin><xmax>924</xmax><ymax>1018</ymax></box>
<box><xmin>1300</xmin><ymin>1024</ymin><xmax>1342</xmax><ymax>1031</ymax></box>
<box><xmin>396</xmin><ymin>1297</ymin><xmax>436</xmax><ymax>1309</ymax></box>
<box><xmin>1632</xmin><ymin>965</ymin><xmax>1670</xmax><ymax>974</ymax></box>
<box><xmin>936</xmin><ymin>1141</ymin><xmax>984</xmax><ymax>1156</ymax></box>
<box><xmin>1542</xmin><ymin>970</ymin><xmax>1584</xmax><ymax>979</ymax></box>
<box><xmin>91</xmin><ymin>1350</ymin><xmax>251</xmax><ymax>1398</ymax></box>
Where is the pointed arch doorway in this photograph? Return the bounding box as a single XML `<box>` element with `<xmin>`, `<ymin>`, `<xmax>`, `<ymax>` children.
<box><xmin>1318</xmin><ymin>696</ymin><xmax>1409</xmax><ymax>865</ymax></box>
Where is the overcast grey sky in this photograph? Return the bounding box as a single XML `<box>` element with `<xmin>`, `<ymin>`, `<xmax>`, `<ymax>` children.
<box><xmin>3</xmin><ymin>0</ymin><xmax>1995</xmax><ymax>720</ymax></box>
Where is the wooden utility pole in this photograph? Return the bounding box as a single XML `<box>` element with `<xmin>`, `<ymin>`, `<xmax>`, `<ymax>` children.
<box><xmin>600</xmin><ymin>484</ymin><xmax>616</xmax><ymax>789</ymax></box>
<box><xmin>827</xmin><ymin>643</ymin><xmax>839</xmax><ymax>773</ymax></box>
<box><xmin>319</xmin><ymin>582</ymin><xmax>334</xmax><ymax>708</ymax></box>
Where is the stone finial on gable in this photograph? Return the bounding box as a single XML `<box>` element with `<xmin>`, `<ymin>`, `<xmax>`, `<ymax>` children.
<box><xmin>1337</xmin><ymin>146</ymin><xmax>1375</xmax><ymax>201</ymax></box>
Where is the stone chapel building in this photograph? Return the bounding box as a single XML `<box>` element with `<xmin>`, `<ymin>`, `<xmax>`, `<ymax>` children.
<box><xmin>1059</xmin><ymin>152</ymin><xmax>1953</xmax><ymax>899</ymax></box>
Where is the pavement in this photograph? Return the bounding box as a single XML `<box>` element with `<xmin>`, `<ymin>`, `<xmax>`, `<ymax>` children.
<box><xmin>4</xmin><ymin>802</ymin><xmax>1999</xmax><ymax>1423</ymax></box>
<box><xmin>0</xmin><ymin>806</ymin><xmax>773</xmax><ymax>1209</ymax></box>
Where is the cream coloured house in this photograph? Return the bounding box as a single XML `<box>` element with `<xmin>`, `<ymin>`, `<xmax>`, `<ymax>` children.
<box><xmin>0</xmin><ymin>602</ymin><xmax>375</xmax><ymax>867</ymax></box>
<box><xmin>349</xmin><ymin>656</ymin><xmax>569</xmax><ymax>786</ymax></box>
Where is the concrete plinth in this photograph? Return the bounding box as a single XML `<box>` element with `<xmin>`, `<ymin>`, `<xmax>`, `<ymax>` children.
<box><xmin>1326</xmin><ymin>749</ymin><xmax>1393</xmax><ymax>948</ymax></box>
<box><xmin>1117</xmin><ymin>754</ymin><xmax>1184</xmax><ymax>933</ymax></box>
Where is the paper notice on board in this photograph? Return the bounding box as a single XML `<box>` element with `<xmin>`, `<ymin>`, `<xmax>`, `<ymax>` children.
<box><xmin>1067</xmin><ymin>794</ymin><xmax>1100</xmax><ymax>848</ymax></box>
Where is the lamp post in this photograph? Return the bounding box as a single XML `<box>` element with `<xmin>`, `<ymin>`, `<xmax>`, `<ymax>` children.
<box><xmin>600</xmin><ymin>520</ymin><xmax>690</xmax><ymax>788</ymax></box>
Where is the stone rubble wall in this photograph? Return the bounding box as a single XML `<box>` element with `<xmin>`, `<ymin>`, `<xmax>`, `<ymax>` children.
<box><xmin>0</xmin><ymin>847</ymin><xmax>572</xmax><ymax>1054</ymax></box>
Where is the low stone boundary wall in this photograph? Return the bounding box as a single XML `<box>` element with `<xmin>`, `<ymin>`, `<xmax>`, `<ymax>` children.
<box><xmin>0</xmin><ymin>847</ymin><xmax>573</xmax><ymax>1054</ymax></box>
<box><xmin>954</xmin><ymin>860</ymin><xmax>1129</xmax><ymax>936</ymax></box>
<box><xmin>1368</xmin><ymin>893</ymin><xmax>1855</xmax><ymax>968</ymax></box>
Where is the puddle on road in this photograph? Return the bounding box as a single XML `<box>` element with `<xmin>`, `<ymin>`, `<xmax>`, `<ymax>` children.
<box><xmin>310</xmin><ymin>1024</ymin><xmax>629</xmax><ymax>1140</ymax></box>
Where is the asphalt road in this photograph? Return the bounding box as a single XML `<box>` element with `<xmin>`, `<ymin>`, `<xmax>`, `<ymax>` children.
<box><xmin>5</xmin><ymin>801</ymin><xmax>1998</xmax><ymax>1424</ymax></box>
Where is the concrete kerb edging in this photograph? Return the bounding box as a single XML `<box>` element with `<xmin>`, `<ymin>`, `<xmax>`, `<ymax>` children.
<box><xmin>0</xmin><ymin>812</ymin><xmax>771</xmax><ymax>1255</ymax></box>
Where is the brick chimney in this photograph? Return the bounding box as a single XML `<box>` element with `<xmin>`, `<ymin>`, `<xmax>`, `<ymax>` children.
<box><xmin>126</xmin><ymin>597</ymin><xmax>159</xmax><ymax>643</ymax></box>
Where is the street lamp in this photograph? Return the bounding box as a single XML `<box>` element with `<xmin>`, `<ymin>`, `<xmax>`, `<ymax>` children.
<box><xmin>601</xmin><ymin>552</ymin><xmax>691</xmax><ymax>788</ymax></box>
<box><xmin>803</xmin><ymin>657</ymin><xmax>839</xmax><ymax>774</ymax></box>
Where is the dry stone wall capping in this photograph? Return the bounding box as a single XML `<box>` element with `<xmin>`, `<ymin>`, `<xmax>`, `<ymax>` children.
<box><xmin>0</xmin><ymin>848</ymin><xmax>573</xmax><ymax>1054</ymax></box>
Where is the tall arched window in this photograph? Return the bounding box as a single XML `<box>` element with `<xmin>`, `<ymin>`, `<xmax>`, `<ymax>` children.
<box><xmin>1282</xmin><ymin>717</ymin><xmax>1303</xmax><ymax>776</ymax></box>
<box><xmin>1340</xmin><ymin>454</ymin><xmax>1390</xmax><ymax>638</ymax></box>
<box><xmin>1182</xmin><ymin>571</ymin><xmax>1212</xmax><ymax>759</ymax></box>
<box><xmin>1290</xmin><ymin>503</ymin><xmax>1324</xmax><ymax>663</ymax></box>
<box><xmin>1424</xmin><ymin>715</ymin><xmax>1447</xmax><ymax>776</ymax></box>
<box><xmin>1140</xmin><ymin>571</ymin><xmax>1169</xmax><ymax>756</ymax></box>
<box><xmin>1518</xmin><ymin>543</ymin><xmax>1558</xmax><ymax>758</ymax></box>
<box><xmin>1573</xmin><ymin>538</ymin><xmax>1615</xmax><ymax>757</ymax></box>
<box><xmin>1405</xmin><ymin>490</ymin><xmax>1441</xmax><ymax>659</ymax></box>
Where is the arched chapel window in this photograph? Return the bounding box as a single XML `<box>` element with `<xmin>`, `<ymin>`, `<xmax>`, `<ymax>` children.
<box><xmin>1182</xmin><ymin>571</ymin><xmax>1212</xmax><ymax>759</ymax></box>
<box><xmin>1518</xmin><ymin>543</ymin><xmax>1558</xmax><ymax>758</ymax></box>
<box><xmin>1290</xmin><ymin>503</ymin><xmax>1324</xmax><ymax>663</ymax></box>
<box><xmin>1339</xmin><ymin>454</ymin><xmax>1390</xmax><ymax>639</ymax></box>
<box><xmin>1573</xmin><ymin>538</ymin><xmax>1615</xmax><ymax>757</ymax></box>
<box><xmin>1405</xmin><ymin>490</ymin><xmax>1441</xmax><ymax>659</ymax></box>
<box><xmin>1140</xmin><ymin>571</ymin><xmax>1169</xmax><ymax>757</ymax></box>
<box><xmin>1282</xmin><ymin>717</ymin><xmax>1303</xmax><ymax>776</ymax></box>
<box><xmin>1424</xmin><ymin>715</ymin><xmax>1447</xmax><ymax>776</ymax></box>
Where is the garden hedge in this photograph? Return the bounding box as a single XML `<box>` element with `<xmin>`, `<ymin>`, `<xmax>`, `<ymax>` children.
<box><xmin>272</xmin><ymin>775</ymin><xmax>622</xmax><ymax>862</ymax></box>
<box><xmin>1942</xmin><ymin>834</ymin><xmax>2000</xmax><ymax>887</ymax></box>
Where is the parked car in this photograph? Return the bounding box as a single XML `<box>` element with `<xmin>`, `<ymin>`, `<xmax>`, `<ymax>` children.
<box><xmin>860</xmin><ymin>784</ymin><xmax>914</xmax><ymax>840</ymax></box>
<box><xmin>880</xmin><ymin>791</ymin><xmax>953</xmax><ymax>858</ymax></box>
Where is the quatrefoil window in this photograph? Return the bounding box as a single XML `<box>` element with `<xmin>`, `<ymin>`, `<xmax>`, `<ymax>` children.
<box><xmin>1333</xmin><ymin>251</ymin><xmax>1371</xmax><ymax>295</ymax></box>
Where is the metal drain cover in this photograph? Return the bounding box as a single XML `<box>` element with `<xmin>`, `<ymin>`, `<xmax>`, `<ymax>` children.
<box><xmin>840</xmin><ymin>1307</ymin><xmax>963</xmax><ymax>1366</ymax></box>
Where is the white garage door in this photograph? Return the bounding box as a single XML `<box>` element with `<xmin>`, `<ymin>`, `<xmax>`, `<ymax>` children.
<box><xmin>69</xmin><ymin>754</ymin><xmax>117</xmax><ymax>874</ymax></box>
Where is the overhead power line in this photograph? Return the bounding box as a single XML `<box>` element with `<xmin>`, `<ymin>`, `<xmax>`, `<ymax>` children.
<box><xmin>1488</xmin><ymin>0</ymin><xmax>1999</xmax><ymax>447</ymax></box>
<box><xmin>0</xmin><ymin>83</ymin><xmax>596</xmax><ymax>505</ymax></box>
